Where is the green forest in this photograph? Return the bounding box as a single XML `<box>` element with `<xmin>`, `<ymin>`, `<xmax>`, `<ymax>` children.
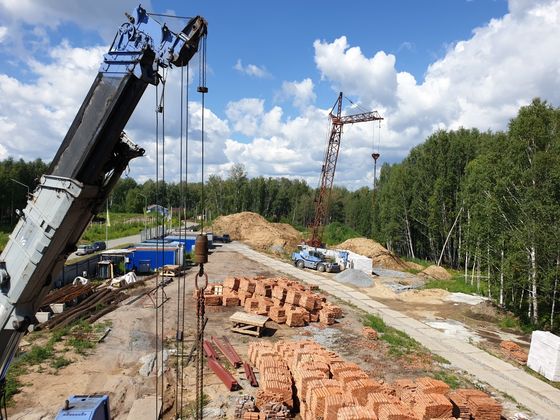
<box><xmin>1</xmin><ymin>99</ymin><xmax>558</xmax><ymax>329</ymax></box>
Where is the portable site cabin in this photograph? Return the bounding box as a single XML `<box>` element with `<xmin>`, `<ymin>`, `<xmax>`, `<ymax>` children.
<box><xmin>130</xmin><ymin>241</ymin><xmax>184</xmax><ymax>273</ymax></box>
<box><xmin>98</xmin><ymin>249</ymin><xmax>134</xmax><ymax>279</ymax></box>
<box><xmin>165</xmin><ymin>232</ymin><xmax>214</xmax><ymax>254</ymax></box>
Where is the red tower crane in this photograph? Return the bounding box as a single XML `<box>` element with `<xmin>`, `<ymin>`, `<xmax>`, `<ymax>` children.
<box><xmin>309</xmin><ymin>92</ymin><xmax>383</xmax><ymax>247</ymax></box>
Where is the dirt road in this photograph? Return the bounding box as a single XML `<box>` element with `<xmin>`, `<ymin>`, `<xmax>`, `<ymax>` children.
<box><xmin>230</xmin><ymin>242</ymin><xmax>560</xmax><ymax>420</ymax></box>
<box><xmin>10</xmin><ymin>241</ymin><xmax>555</xmax><ymax>419</ymax></box>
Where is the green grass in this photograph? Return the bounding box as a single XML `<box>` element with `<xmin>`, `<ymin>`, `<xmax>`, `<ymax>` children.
<box><xmin>498</xmin><ymin>314</ymin><xmax>534</xmax><ymax>334</ymax></box>
<box><xmin>81</xmin><ymin>212</ymin><xmax>158</xmax><ymax>243</ymax></box>
<box><xmin>433</xmin><ymin>370</ymin><xmax>462</xmax><ymax>389</ymax></box>
<box><xmin>401</xmin><ymin>257</ymin><xmax>433</xmax><ymax>274</ymax></box>
<box><xmin>50</xmin><ymin>356</ymin><xmax>71</xmax><ymax>370</ymax></box>
<box><xmin>5</xmin><ymin>318</ymin><xmax>103</xmax><ymax>402</ymax></box>
<box><xmin>423</xmin><ymin>274</ymin><xmax>484</xmax><ymax>295</ymax></box>
<box><xmin>21</xmin><ymin>345</ymin><xmax>53</xmax><ymax>365</ymax></box>
<box><xmin>364</xmin><ymin>314</ymin><xmax>388</xmax><ymax>333</ymax></box>
<box><xmin>0</xmin><ymin>230</ymin><xmax>10</xmax><ymax>253</ymax></box>
<box><xmin>364</xmin><ymin>314</ymin><xmax>421</xmax><ymax>356</ymax></box>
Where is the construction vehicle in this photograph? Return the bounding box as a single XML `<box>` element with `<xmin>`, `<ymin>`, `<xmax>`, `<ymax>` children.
<box><xmin>0</xmin><ymin>5</ymin><xmax>207</xmax><ymax>417</ymax></box>
<box><xmin>309</xmin><ymin>93</ymin><xmax>383</xmax><ymax>247</ymax></box>
<box><xmin>291</xmin><ymin>246</ymin><xmax>340</xmax><ymax>273</ymax></box>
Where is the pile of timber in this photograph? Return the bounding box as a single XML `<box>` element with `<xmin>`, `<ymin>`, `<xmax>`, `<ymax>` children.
<box><xmin>39</xmin><ymin>283</ymin><xmax>93</xmax><ymax>310</ymax></box>
<box><xmin>38</xmin><ymin>287</ymin><xmax>127</xmax><ymax>330</ymax></box>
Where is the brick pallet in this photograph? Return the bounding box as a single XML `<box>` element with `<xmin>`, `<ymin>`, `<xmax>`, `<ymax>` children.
<box><xmin>247</xmin><ymin>339</ymin><xmax>502</xmax><ymax>420</ymax></box>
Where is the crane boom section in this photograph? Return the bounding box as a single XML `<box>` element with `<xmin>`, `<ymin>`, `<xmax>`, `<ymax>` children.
<box><xmin>0</xmin><ymin>6</ymin><xmax>207</xmax><ymax>381</ymax></box>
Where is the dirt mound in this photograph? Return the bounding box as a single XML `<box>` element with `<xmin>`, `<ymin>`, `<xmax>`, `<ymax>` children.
<box><xmin>419</xmin><ymin>265</ymin><xmax>452</xmax><ymax>281</ymax></box>
<box><xmin>337</xmin><ymin>237</ymin><xmax>410</xmax><ymax>271</ymax></box>
<box><xmin>212</xmin><ymin>212</ymin><xmax>302</xmax><ymax>251</ymax></box>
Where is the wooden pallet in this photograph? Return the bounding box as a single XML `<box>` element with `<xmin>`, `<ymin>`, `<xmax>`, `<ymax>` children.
<box><xmin>230</xmin><ymin>311</ymin><xmax>268</xmax><ymax>337</ymax></box>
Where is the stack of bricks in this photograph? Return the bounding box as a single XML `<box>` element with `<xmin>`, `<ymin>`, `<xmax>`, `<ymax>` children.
<box><xmin>363</xmin><ymin>326</ymin><xmax>378</xmax><ymax>340</ymax></box>
<box><xmin>248</xmin><ymin>342</ymin><xmax>293</xmax><ymax>410</ymax></box>
<box><xmin>208</xmin><ymin>276</ymin><xmax>341</xmax><ymax>327</ymax></box>
<box><xmin>268</xmin><ymin>306</ymin><xmax>287</xmax><ymax>324</ymax></box>
<box><xmin>192</xmin><ymin>285</ymin><xmax>223</xmax><ymax>306</ymax></box>
<box><xmin>448</xmin><ymin>389</ymin><xmax>502</xmax><ymax>420</ymax></box>
<box><xmin>500</xmin><ymin>340</ymin><xmax>528</xmax><ymax>364</ymax></box>
<box><xmin>449</xmin><ymin>389</ymin><xmax>502</xmax><ymax>420</ymax></box>
<box><xmin>247</xmin><ymin>339</ymin><xmax>502</xmax><ymax>420</ymax></box>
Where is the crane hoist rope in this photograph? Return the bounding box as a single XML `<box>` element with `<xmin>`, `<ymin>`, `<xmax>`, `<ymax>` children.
<box><xmin>193</xmin><ymin>32</ymin><xmax>209</xmax><ymax>420</ymax></box>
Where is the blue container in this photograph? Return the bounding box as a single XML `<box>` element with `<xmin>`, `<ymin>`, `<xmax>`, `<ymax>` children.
<box><xmin>165</xmin><ymin>235</ymin><xmax>196</xmax><ymax>253</ymax></box>
<box><xmin>129</xmin><ymin>242</ymin><xmax>183</xmax><ymax>271</ymax></box>
<box><xmin>56</xmin><ymin>395</ymin><xmax>110</xmax><ymax>420</ymax></box>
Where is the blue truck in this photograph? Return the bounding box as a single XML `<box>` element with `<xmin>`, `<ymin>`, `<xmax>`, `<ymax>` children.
<box><xmin>291</xmin><ymin>246</ymin><xmax>340</xmax><ymax>273</ymax></box>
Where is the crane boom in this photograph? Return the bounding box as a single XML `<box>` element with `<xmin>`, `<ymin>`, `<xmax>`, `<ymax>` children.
<box><xmin>0</xmin><ymin>5</ymin><xmax>207</xmax><ymax>384</ymax></box>
<box><xmin>309</xmin><ymin>92</ymin><xmax>383</xmax><ymax>247</ymax></box>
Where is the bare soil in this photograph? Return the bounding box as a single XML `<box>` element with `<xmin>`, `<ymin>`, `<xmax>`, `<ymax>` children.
<box><xmin>8</xmin><ymin>244</ymin><xmax>462</xmax><ymax>420</ymax></box>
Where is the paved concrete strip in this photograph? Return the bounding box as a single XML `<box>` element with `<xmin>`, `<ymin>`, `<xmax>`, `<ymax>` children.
<box><xmin>229</xmin><ymin>242</ymin><xmax>560</xmax><ymax>419</ymax></box>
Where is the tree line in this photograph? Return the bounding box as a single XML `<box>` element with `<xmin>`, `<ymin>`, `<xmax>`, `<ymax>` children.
<box><xmin>2</xmin><ymin>99</ymin><xmax>558</xmax><ymax>329</ymax></box>
<box><xmin>372</xmin><ymin>99</ymin><xmax>560</xmax><ymax>329</ymax></box>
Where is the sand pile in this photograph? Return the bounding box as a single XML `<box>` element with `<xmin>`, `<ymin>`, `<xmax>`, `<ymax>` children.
<box><xmin>212</xmin><ymin>212</ymin><xmax>302</xmax><ymax>251</ymax></box>
<box><xmin>419</xmin><ymin>265</ymin><xmax>452</xmax><ymax>281</ymax></box>
<box><xmin>337</xmin><ymin>238</ymin><xmax>412</xmax><ymax>271</ymax></box>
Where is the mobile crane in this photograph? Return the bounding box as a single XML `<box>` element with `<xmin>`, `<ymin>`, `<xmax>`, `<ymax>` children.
<box><xmin>309</xmin><ymin>93</ymin><xmax>383</xmax><ymax>247</ymax></box>
<box><xmin>0</xmin><ymin>6</ymin><xmax>207</xmax><ymax>416</ymax></box>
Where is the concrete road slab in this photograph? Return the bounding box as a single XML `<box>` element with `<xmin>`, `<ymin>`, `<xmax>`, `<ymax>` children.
<box><xmin>231</xmin><ymin>242</ymin><xmax>560</xmax><ymax>419</ymax></box>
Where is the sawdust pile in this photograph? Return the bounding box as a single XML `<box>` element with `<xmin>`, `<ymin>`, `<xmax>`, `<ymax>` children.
<box><xmin>337</xmin><ymin>237</ymin><xmax>413</xmax><ymax>271</ymax></box>
<box><xmin>212</xmin><ymin>212</ymin><xmax>302</xmax><ymax>251</ymax></box>
<box><xmin>419</xmin><ymin>265</ymin><xmax>452</xmax><ymax>281</ymax></box>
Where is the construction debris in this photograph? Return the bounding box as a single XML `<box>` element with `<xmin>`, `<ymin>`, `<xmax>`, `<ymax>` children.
<box><xmin>247</xmin><ymin>339</ymin><xmax>502</xmax><ymax>420</ymax></box>
<box><xmin>204</xmin><ymin>276</ymin><xmax>343</xmax><ymax>328</ymax></box>
<box><xmin>500</xmin><ymin>341</ymin><xmax>528</xmax><ymax>365</ymax></box>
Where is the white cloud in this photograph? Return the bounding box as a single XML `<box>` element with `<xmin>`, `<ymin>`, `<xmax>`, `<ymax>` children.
<box><xmin>312</xmin><ymin>0</ymin><xmax>560</xmax><ymax>161</ymax></box>
<box><xmin>314</xmin><ymin>36</ymin><xmax>398</xmax><ymax>106</ymax></box>
<box><xmin>0</xmin><ymin>26</ymin><xmax>7</xmax><ymax>43</ymax></box>
<box><xmin>1</xmin><ymin>0</ymin><xmax>559</xmax><ymax>191</ymax></box>
<box><xmin>281</xmin><ymin>78</ymin><xmax>316</xmax><ymax>109</ymax></box>
<box><xmin>233</xmin><ymin>59</ymin><xmax>270</xmax><ymax>78</ymax></box>
<box><xmin>0</xmin><ymin>0</ymin><xmax>148</xmax><ymax>40</ymax></box>
<box><xmin>0</xmin><ymin>42</ymin><xmax>107</xmax><ymax>158</ymax></box>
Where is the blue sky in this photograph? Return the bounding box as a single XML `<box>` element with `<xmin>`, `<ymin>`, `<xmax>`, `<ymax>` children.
<box><xmin>0</xmin><ymin>0</ymin><xmax>559</xmax><ymax>189</ymax></box>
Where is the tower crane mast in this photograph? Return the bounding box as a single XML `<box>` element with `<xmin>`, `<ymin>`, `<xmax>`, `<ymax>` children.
<box><xmin>309</xmin><ymin>92</ymin><xmax>383</xmax><ymax>247</ymax></box>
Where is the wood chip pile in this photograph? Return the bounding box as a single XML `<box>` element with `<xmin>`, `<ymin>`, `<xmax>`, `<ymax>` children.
<box><xmin>199</xmin><ymin>276</ymin><xmax>343</xmax><ymax>327</ymax></box>
<box><xmin>246</xmin><ymin>339</ymin><xmax>502</xmax><ymax>420</ymax></box>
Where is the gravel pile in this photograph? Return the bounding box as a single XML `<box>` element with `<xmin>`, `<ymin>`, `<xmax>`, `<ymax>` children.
<box><xmin>334</xmin><ymin>269</ymin><xmax>373</xmax><ymax>287</ymax></box>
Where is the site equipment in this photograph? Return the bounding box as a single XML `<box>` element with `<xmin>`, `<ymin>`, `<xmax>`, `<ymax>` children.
<box><xmin>309</xmin><ymin>93</ymin><xmax>383</xmax><ymax>247</ymax></box>
<box><xmin>292</xmin><ymin>246</ymin><xmax>341</xmax><ymax>273</ymax></box>
<box><xmin>0</xmin><ymin>5</ymin><xmax>207</xmax><ymax>412</ymax></box>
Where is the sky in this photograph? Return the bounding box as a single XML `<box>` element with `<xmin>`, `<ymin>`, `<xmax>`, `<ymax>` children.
<box><xmin>0</xmin><ymin>0</ymin><xmax>559</xmax><ymax>190</ymax></box>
